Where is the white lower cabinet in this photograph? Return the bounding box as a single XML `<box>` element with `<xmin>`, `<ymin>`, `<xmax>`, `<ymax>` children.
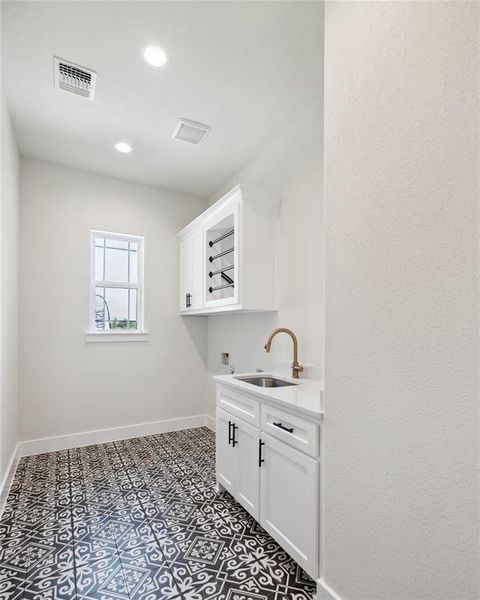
<box><xmin>260</xmin><ymin>433</ymin><xmax>318</xmax><ymax>577</ymax></box>
<box><xmin>216</xmin><ymin>408</ymin><xmax>236</xmax><ymax>493</ymax></box>
<box><xmin>216</xmin><ymin>408</ymin><xmax>260</xmax><ymax>519</ymax></box>
<box><xmin>235</xmin><ymin>418</ymin><xmax>260</xmax><ymax>520</ymax></box>
<box><xmin>216</xmin><ymin>387</ymin><xmax>320</xmax><ymax>580</ymax></box>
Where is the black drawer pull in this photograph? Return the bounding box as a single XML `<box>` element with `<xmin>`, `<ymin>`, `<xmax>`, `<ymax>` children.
<box><xmin>228</xmin><ymin>421</ymin><xmax>233</xmax><ymax>445</ymax></box>
<box><xmin>232</xmin><ymin>424</ymin><xmax>238</xmax><ymax>447</ymax></box>
<box><xmin>258</xmin><ymin>439</ymin><xmax>265</xmax><ymax>467</ymax></box>
<box><xmin>273</xmin><ymin>422</ymin><xmax>293</xmax><ymax>434</ymax></box>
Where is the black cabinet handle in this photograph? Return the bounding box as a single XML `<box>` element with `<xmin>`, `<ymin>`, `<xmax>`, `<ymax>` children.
<box><xmin>258</xmin><ymin>439</ymin><xmax>265</xmax><ymax>467</ymax></box>
<box><xmin>232</xmin><ymin>424</ymin><xmax>238</xmax><ymax>447</ymax></box>
<box><xmin>228</xmin><ymin>421</ymin><xmax>233</xmax><ymax>445</ymax></box>
<box><xmin>185</xmin><ymin>293</ymin><xmax>192</xmax><ymax>308</ymax></box>
<box><xmin>273</xmin><ymin>422</ymin><xmax>293</xmax><ymax>434</ymax></box>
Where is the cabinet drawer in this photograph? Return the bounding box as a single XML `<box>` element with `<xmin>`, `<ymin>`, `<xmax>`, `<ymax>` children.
<box><xmin>260</xmin><ymin>403</ymin><xmax>319</xmax><ymax>458</ymax></box>
<box><xmin>217</xmin><ymin>385</ymin><xmax>260</xmax><ymax>427</ymax></box>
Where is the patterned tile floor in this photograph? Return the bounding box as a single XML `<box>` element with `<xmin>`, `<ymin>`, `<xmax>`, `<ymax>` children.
<box><xmin>0</xmin><ymin>427</ymin><xmax>315</xmax><ymax>600</ymax></box>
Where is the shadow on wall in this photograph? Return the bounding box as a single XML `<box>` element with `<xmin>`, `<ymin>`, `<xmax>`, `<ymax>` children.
<box><xmin>181</xmin><ymin>316</ymin><xmax>208</xmax><ymax>369</ymax></box>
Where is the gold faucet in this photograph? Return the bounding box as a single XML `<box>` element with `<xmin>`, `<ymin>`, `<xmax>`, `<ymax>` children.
<box><xmin>264</xmin><ymin>327</ymin><xmax>304</xmax><ymax>379</ymax></box>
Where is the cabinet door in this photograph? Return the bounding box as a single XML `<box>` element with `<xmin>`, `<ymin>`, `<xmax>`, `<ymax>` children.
<box><xmin>259</xmin><ymin>433</ymin><xmax>319</xmax><ymax>579</ymax></box>
<box><xmin>190</xmin><ymin>230</ymin><xmax>204</xmax><ymax>310</ymax></box>
<box><xmin>216</xmin><ymin>408</ymin><xmax>237</xmax><ymax>493</ymax></box>
<box><xmin>235</xmin><ymin>419</ymin><xmax>260</xmax><ymax>520</ymax></box>
<box><xmin>179</xmin><ymin>238</ymin><xmax>192</xmax><ymax>312</ymax></box>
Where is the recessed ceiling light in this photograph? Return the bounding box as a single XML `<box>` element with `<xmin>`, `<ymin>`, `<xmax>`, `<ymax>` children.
<box><xmin>142</xmin><ymin>45</ymin><xmax>168</xmax><ymax>68</ymax></box>
<box><xmin>115</xmin><ymin>141</ymin><xmax>132</xmax><ymax>154</ymax></box>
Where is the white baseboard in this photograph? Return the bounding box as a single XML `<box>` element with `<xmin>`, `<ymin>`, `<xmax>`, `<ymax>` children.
<box><xmin>316</xmin><ymin>578</ymin><xmax>344</xmax><ymax>600</ymax></box>
<box><xmin>205</xmin><ymin>414</ymin><xmax>215</xmax><ymax>431</ymax></box>
<box><xmin>0</xmin><ymin>443</ymin><xmax>19</xmax><ymax>517</ymax></box>
<box><xmin>17</xmin><ymin>415</ymin><xmax>212</xmax><ymax>457</ymax></box>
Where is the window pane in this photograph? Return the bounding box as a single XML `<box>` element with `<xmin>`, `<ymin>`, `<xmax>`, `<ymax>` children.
<box><xmin>91</xmin><ymin>232</ymin><xmax>142</xmax><ymax>331</ymax></box>
<box><xmin>95</xmin><ymin>286</ymin><xmax>137</xmax><ymax>329</ymax></box>
<box><xmin>105</xmin><ymin>237</ymin><xmax>129</xmax><ymax>250</ymax></box>
<box><xmin>105</xmin><ymin>247</ymin><xmax>128</xmax><ymax>282</ymax></box>
<box><xmin>95</xmin><ymin>246</ymin><xmax>104</xmax><ymax>280</ymax></box>
<box><xmin>106</xmin><ymin>287</ymin><xmax>128</xmax><ymax>322</ymax></box>
<box><xmin>95</xmin><ymin>287</ymin><xmax>107</xmax><ymax>329</ymax></box>
<box><xmin>129</xmin><ymin>250</ymin><xmax>138</xmax><ymax>284</ymax></box>
<box><xmin>129</xmin><ymin>289</ymin><xmax>137</xmax><ymax>322</ymax></box>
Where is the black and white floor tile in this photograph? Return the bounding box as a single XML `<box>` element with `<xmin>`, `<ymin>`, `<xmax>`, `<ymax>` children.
<box><xmin>0</xmin><ymin>427</ymin><xmax>315</xmax><ymax>599</ymax></box>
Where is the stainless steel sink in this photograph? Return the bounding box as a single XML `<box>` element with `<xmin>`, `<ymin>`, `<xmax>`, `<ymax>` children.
<box><xmin>235</xmin><ymin>376</ymin><xmax>297</xmax><ymax>388</ymax></box>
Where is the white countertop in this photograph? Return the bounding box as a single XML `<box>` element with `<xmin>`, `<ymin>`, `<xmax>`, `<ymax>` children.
<box><xmin>213</xmin><ymin>372</ymin><xmax>324</xmax><ymax>419</ymax></box>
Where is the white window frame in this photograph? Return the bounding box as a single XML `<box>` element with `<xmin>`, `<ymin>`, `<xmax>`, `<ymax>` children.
<box><xmin>86</xmin><ymin>229</ymin><xmax>148</xmax><ymax>342</ymax></box>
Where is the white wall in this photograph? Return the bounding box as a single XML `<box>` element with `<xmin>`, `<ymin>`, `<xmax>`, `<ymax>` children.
<box><xmin>323</xmin><ymin>3</ymin><xmax>479</xmax><ymax>600</ymax></box>
<box><xmin>19</xmin><ymin>158</ymin><xmax>208</xmax><ymax>442</ymax></box>
<box><xmin>0</xmin><ymin>94</ymin><xmax>19</xmax><ymax>483</ymax></box>
<box><xmin>205</xmin><ymin>106</ymin><xmax>323</xmax><ymax>416</ymax></box>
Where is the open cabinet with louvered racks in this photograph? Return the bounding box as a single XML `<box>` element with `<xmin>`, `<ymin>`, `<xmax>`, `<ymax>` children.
<box><xmin>177</xmin><ymin>185</ymin><xmax>280</xmax><ymax>315</ymax></box>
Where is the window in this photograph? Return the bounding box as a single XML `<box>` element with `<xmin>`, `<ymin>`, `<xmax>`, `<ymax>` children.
<box><xmin>88</xmin><ymin>230</ymin><xmax>146</xmax><ymax>341</ymax></box>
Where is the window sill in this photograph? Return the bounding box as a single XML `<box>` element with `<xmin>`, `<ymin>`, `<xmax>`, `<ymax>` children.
<box><xmin>85</xmin><ymin>331</ymin><xmax>149</xmax><ymax>343</ymax></box>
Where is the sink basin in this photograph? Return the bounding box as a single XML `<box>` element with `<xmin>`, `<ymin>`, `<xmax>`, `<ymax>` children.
<box><xmin>235</xmin><ymin>376</ymin><xmax>297</xmax><ymax>388</ymax></box>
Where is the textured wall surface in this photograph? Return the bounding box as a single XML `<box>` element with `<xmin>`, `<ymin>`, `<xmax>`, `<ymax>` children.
<box><xmin>19</xmin><ymin>159</ymin><xmax>208</xmax><ymax>441</ymax></box>
<box><xmin>0</xmin><ymin>94</ymin><xmax>19</xmax><ymax>481</ymax></box>
<box><xmin>324</xmin><ymin>2</ymin><xmax>479</xmax><ymax>599</ymax></box>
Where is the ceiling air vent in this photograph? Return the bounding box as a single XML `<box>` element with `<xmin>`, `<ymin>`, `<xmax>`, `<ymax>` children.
<box><xmin>54</xmin><ymin>57</ymin><xmax>96</xmax><ymax>101</ymax></box>
<box><xmin>172</xmin><ymin>118</ymin><xmax>211</xmax><ymax>145</ymax></box>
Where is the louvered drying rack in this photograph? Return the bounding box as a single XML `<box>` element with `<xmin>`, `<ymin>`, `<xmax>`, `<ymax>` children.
<box><xmin>208</xmin><ymin>228</ymin><xmax>234</xmax><ymax>294</ymax></box>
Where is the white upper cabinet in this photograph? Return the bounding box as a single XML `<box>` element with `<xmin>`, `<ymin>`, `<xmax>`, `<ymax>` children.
<box><xmin>178</xmin><ymin>230</ymin><xmax>203</xmax><ymax>312</ymax></box>
<box><xmin>177</xmin><ymin>185</ymin><xmax>281</xmax><ymax>315</ymax></box>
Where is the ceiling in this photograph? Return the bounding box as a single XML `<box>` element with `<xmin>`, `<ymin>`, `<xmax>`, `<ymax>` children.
<box><xmin>1</xmin><ymin>1</ymin><xmax>323</xmax><ymax>198</ymax></box>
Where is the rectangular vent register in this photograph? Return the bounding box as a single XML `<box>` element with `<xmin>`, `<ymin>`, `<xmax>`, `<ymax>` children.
<box><xmin>54</xmin><ymin>57</ymin><xmax>96</xmax><ymax>100</ymax></box>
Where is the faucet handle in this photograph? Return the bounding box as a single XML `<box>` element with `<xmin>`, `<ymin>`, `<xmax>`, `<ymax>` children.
<box><xmin>292</xmin><ymin>362</ymin><xmax>304</xmax><ymax>378</ymax></box>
